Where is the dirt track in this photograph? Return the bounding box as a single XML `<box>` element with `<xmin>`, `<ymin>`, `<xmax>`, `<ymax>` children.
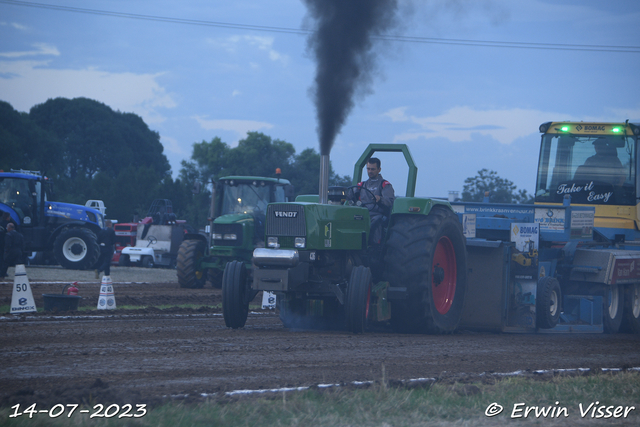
<box><xmin>1</xmin><ymin>266</ymin><xmax>640</xmax><ymax>408</ymax></box>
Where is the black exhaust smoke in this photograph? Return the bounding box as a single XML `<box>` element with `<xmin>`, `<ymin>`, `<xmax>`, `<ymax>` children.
<box><xmin>304</xmin><ymin>0</ymin><xmax>400</xmax><ymax>156</ymax></box>
<box><xmin>304</xmin><ymin>0</ymin><xmax>399</xmax><ymax>203</ymax></box>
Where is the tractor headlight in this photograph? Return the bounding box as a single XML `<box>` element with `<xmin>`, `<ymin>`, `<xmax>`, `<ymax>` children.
<box><xmin>294</xmin><ymin>237</ymin><xmax>306</xmax><ymax>248</ymax></box>
<box><xmin>213</xmin><ymin>233</ymin><xmax>223</xmax><ymax>240</ymax></box>
<box><xmin>267</xmin><ymin>237</ymin><xmax>279</xmax><ymax>248</ymax></box>
<box><xmin>223</xmin><ymin>233</ymin><xmax>237</xmax><ymax>240</ymax></box>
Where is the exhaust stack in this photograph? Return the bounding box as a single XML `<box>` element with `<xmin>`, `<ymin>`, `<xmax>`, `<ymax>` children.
<box><xmin>319</xmin><ymin>154</ymin><xmax>330</xmax><ymax>204</ymax></box>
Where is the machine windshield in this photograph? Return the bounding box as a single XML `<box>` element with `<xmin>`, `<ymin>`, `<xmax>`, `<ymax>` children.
<box><xmin>221</xmin><ymin>182</ymin><xmax>273</xmax><ymax>216</ymax></box>
<box><xmin>535</xmin><ymin>134</ymin><xmax>637</xmax><ymax>205</ymax></box>
<box><xmin>0</xmin><ymin>177</ymin><xmax>38</xmax><ymax>222</ymax></box>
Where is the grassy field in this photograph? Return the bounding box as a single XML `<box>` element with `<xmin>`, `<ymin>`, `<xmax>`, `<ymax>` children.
<box><xmin>2</xmin><ymin>371</ymin><xmax>638</xmax><ymax>426</ymax></box>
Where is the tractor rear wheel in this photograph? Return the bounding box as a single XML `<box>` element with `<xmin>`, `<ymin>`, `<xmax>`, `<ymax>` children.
<box><xmin>536</xmin><ymin>276</ymin><xmax>561</xmax><ymax>329</ymax></box>
<box><xmin>345</xmin><ymin>266</ymin><xmax>372</xmax><ymax>334</ymax></box>
<box><xmin>54</xmin><ymin>227</ymin><xmax>101</xmax><ymax>270</ymax></box>
<box><xmin>222</xmin><ymin>261</ymin><xmax>250</xmax><ymax>328</ymax></box>
<box><xmin>621</xmin><ymin>284</ymin><xmax>640</xmax><ymax>334</ymax></box>
<box><xmin>603</xmin><ymin>284</ymin><xmax>624</xmax><ymax>333</ymax></box>
<box><xmin>383</xmin><ymin>208</ymin><xmax>467</xmax><ymax>333</ymax></box>
<box><xmin>177</xmin><ymin>239</ymin><xmax>207</xmax><ymax>288</ymax></box>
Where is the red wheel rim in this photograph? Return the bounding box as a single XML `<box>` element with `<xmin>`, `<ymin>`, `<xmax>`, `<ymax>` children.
<box><xmin>432</xmin><ymin>236</ymin><xmax>457</xmax><ymax>315</ymax></box>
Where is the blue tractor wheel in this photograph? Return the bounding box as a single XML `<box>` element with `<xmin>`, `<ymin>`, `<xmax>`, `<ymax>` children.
<box><xmin>53</xmin><ymin>227</ymin><xmax>100</xmax><ymax>270</ymax></box>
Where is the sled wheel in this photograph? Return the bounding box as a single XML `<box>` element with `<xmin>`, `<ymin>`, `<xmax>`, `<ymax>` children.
<box><xmin>621</xmin><ymin>284</ymin><xmax>640</xmax><ymax>334</ymax></box>
<box><xmin>536</xmin><ymin>276</ymin><xmax>561</xmax><ymax>329</ymax></box>
<box><xmin>603</xmin><ymin>284</ymin><xmax>623</xmax><ymax>334</ymax></box>
<box><xmin>346</xmin><ymin>266</ymin><xmax>372</xmax><ymax>334</ymax></box>
<box><xmin>222</xmin><ymin>261</ymin><xmax>250</xmax><ymax>329</ymax></box>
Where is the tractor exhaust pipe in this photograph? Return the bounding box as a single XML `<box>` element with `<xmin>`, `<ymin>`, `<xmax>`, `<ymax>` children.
<box><xmin>319</xmin><ymin>154</ymin><xmax>330</xmax><ymax>204</ymax></box>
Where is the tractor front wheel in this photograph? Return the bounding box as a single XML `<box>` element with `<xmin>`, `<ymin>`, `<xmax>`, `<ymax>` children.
<box><xmin>384</xmin><ymin>208</ymin><xmax>467</xmax><ymax>333</ymax></box>
<box><xmin>222</xmin><ymin>261</ymin><xmax>250</xmax><ymax>328</ymax></box>
<box><xmin>54</xmin><ymin>227</ymin><xmax>101</xmax><ymax>270</ymax></box>
<box><xmin>177</xmin><ymin>239</ymin><xmax>207</xmax><ymax>288</ymax></box>
<box><xmin>345</xmin><ymin>266</ymin><xmax>372</xmax><ymax>334</ymax></box>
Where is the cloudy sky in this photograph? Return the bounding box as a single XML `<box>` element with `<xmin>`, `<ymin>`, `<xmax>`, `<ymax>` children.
<box><xmin>1</xmin><ymin>0</ymin><xmax>639</xmax><ymax>198</ymax></box>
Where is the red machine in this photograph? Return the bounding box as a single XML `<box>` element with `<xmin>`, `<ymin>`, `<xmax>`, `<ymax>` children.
<box><xmin>111</xmin><ymin>222</ymin><xmax>138</xmax><ymax>265</ymax></box>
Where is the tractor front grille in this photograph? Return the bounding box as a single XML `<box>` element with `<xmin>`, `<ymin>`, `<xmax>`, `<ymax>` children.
<box><xmin>213</xmin><ymin>223</ymin><xmax>243</xmax><ymax>247</ymax></box>
<box><xmin>266</xmin><ymin>204</ymin><xmax>306</xmax><ymax>237</ymax></box>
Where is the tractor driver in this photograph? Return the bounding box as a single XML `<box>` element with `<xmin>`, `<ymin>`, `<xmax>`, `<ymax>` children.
<box><xmin>574</xmin><ymin>137</ymin><xmax>626</xmax><ymax>186</ymax></box>
<box><xmin>349</xmin><ymin>157</ymin><xmax>395</xmax><ymax>245</ymax></box>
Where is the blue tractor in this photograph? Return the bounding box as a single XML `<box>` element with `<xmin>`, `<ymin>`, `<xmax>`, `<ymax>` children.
<box><xmin>0</xmin><ymin>170</ymin><xmax>104</xmax><ymax>270</ymax></box>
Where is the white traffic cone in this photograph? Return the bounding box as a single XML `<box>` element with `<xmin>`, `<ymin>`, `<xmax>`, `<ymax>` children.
<box><xmin>97</xmin><ymin>275</ymin><xmax>116</xmax><ymax>310</ymax></box>
<box><xmin>10</xmin><ymin>264</ymin><xmax>37</xmax><ymax>314</ymax></box>
<box><xmin>261</xmin><ymin>291</ymin><xmax>276</xmax><ymax>309</ymax></box>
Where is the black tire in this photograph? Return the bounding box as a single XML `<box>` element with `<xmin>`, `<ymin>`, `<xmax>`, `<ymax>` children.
<box><xmin>142</xmin><ymin>256</ymin><xmax>154</xmax><ymax>268</ymax></box>
<box><xmin>222</xmin><ymin>261</ymin><xmax>250</xmax><ymax>328</ymax></box>
<box><xmin>118</xmin><ymin>254</ymin><xmax>130</xmax><ymax>266</ymax></box>
<box><xmin>536</xmin><ymin>276</ymin><xmax>561</xmax><ymax>329</ymax></box>
<box><xmin>53</xmin><ymin>227</ymin><xmax>101</xmax><ymax>270</ymax></box>
<box><xmin>207</xmin><ymin>268</ymin><xmax>223</xmax><ymax>289</ymax></box>
<box><xmin>603</xmin><ymin>284</ymin><xmax>624</xmax><ymax>334</ymax></box>
<box><xmin>346</xmin><ymin>266</ymin><xmax>372</xmax><ymax>334</ymax></box>
<box><xmin>621</xmin><ymin>284</ymin><xmax>640</xmax><ymax>334</ymax></box>
<box><xmin>383</xmin><ymin>208</ymin><xmax>467</xmax><ymax>334</ymax></box>
<box><xmin>177</xmin><ymin>239</ymin><xmax>207</xmax><ymax>289</ymax></box>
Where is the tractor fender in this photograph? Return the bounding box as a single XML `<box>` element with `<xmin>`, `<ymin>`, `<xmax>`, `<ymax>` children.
<box><xmin>387</xmin><ymin>197</ymin><xmax>454</xmax><ymax>228</ymax></box>
<box><xmin>47</xmin><ymin>221</ymin><xmax>102</xmax><ymax>247</ymax></box>
<box><xmin>183</xmin><ymin>233</ymin><xmax>209</xmax><ymax>254</ymax></box>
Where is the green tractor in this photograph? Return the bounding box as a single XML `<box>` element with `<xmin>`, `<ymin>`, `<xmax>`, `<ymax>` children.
<box><xmin>177</xmin><ymin>175</ymin><xmax>294</xmax><ymax>289</ymax></box>
<box><xmin>222</xmin><ymin>144</ymin><xmax>468</xmax><ymax>334</ymax></box>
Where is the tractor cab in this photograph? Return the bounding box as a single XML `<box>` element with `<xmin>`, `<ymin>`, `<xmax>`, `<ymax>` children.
<box><xmin>177</xmin><ymin>175</ymin><xmax>294</xmax><ymax>290</ymax></box>
<box><xmin>535</xmin><ymin>122</ymin><xmax>640</xmax><ymax>237</ymax></box>
<box><xmin>0</xmin><ymin>171</ymin><xmax>44</xmax><ymax>226</ymax></box>
<box><xmin>212</xmin><ymin>177</ymin><xmax>294</xmax><ymax>246</ymax></box>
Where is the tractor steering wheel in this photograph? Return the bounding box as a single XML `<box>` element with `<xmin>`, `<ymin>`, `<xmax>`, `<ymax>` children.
<box><xmin>147</xmin><ymin>236</ymin><xmax>158</xmax><ymax>247</ymax></box>
<box><xmin>346</xmin><ymin>185</ymin><xmax>377</xmax><ymax>210</ymax></box>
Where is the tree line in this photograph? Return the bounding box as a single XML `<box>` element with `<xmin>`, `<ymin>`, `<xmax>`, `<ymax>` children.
<box><xmin>0</xmin><ymin>97</ymin><xmax>531</xmax><ymax>229</ymax></box>
<box><xmin>0</xmin><ymin>97</ymin><xmax>350</xmax><ymax>228</ymax></box>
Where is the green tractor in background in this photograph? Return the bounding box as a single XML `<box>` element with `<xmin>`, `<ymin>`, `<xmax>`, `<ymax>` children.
<box><xmin>222</xmin><ymin>144</ymin><xmax>468</xmax><ymax>334</ymax></box>
<box><xmin>177</xmin><ymin>175</ymin><xmax>294</xmax><ymax>289</ymax></box>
